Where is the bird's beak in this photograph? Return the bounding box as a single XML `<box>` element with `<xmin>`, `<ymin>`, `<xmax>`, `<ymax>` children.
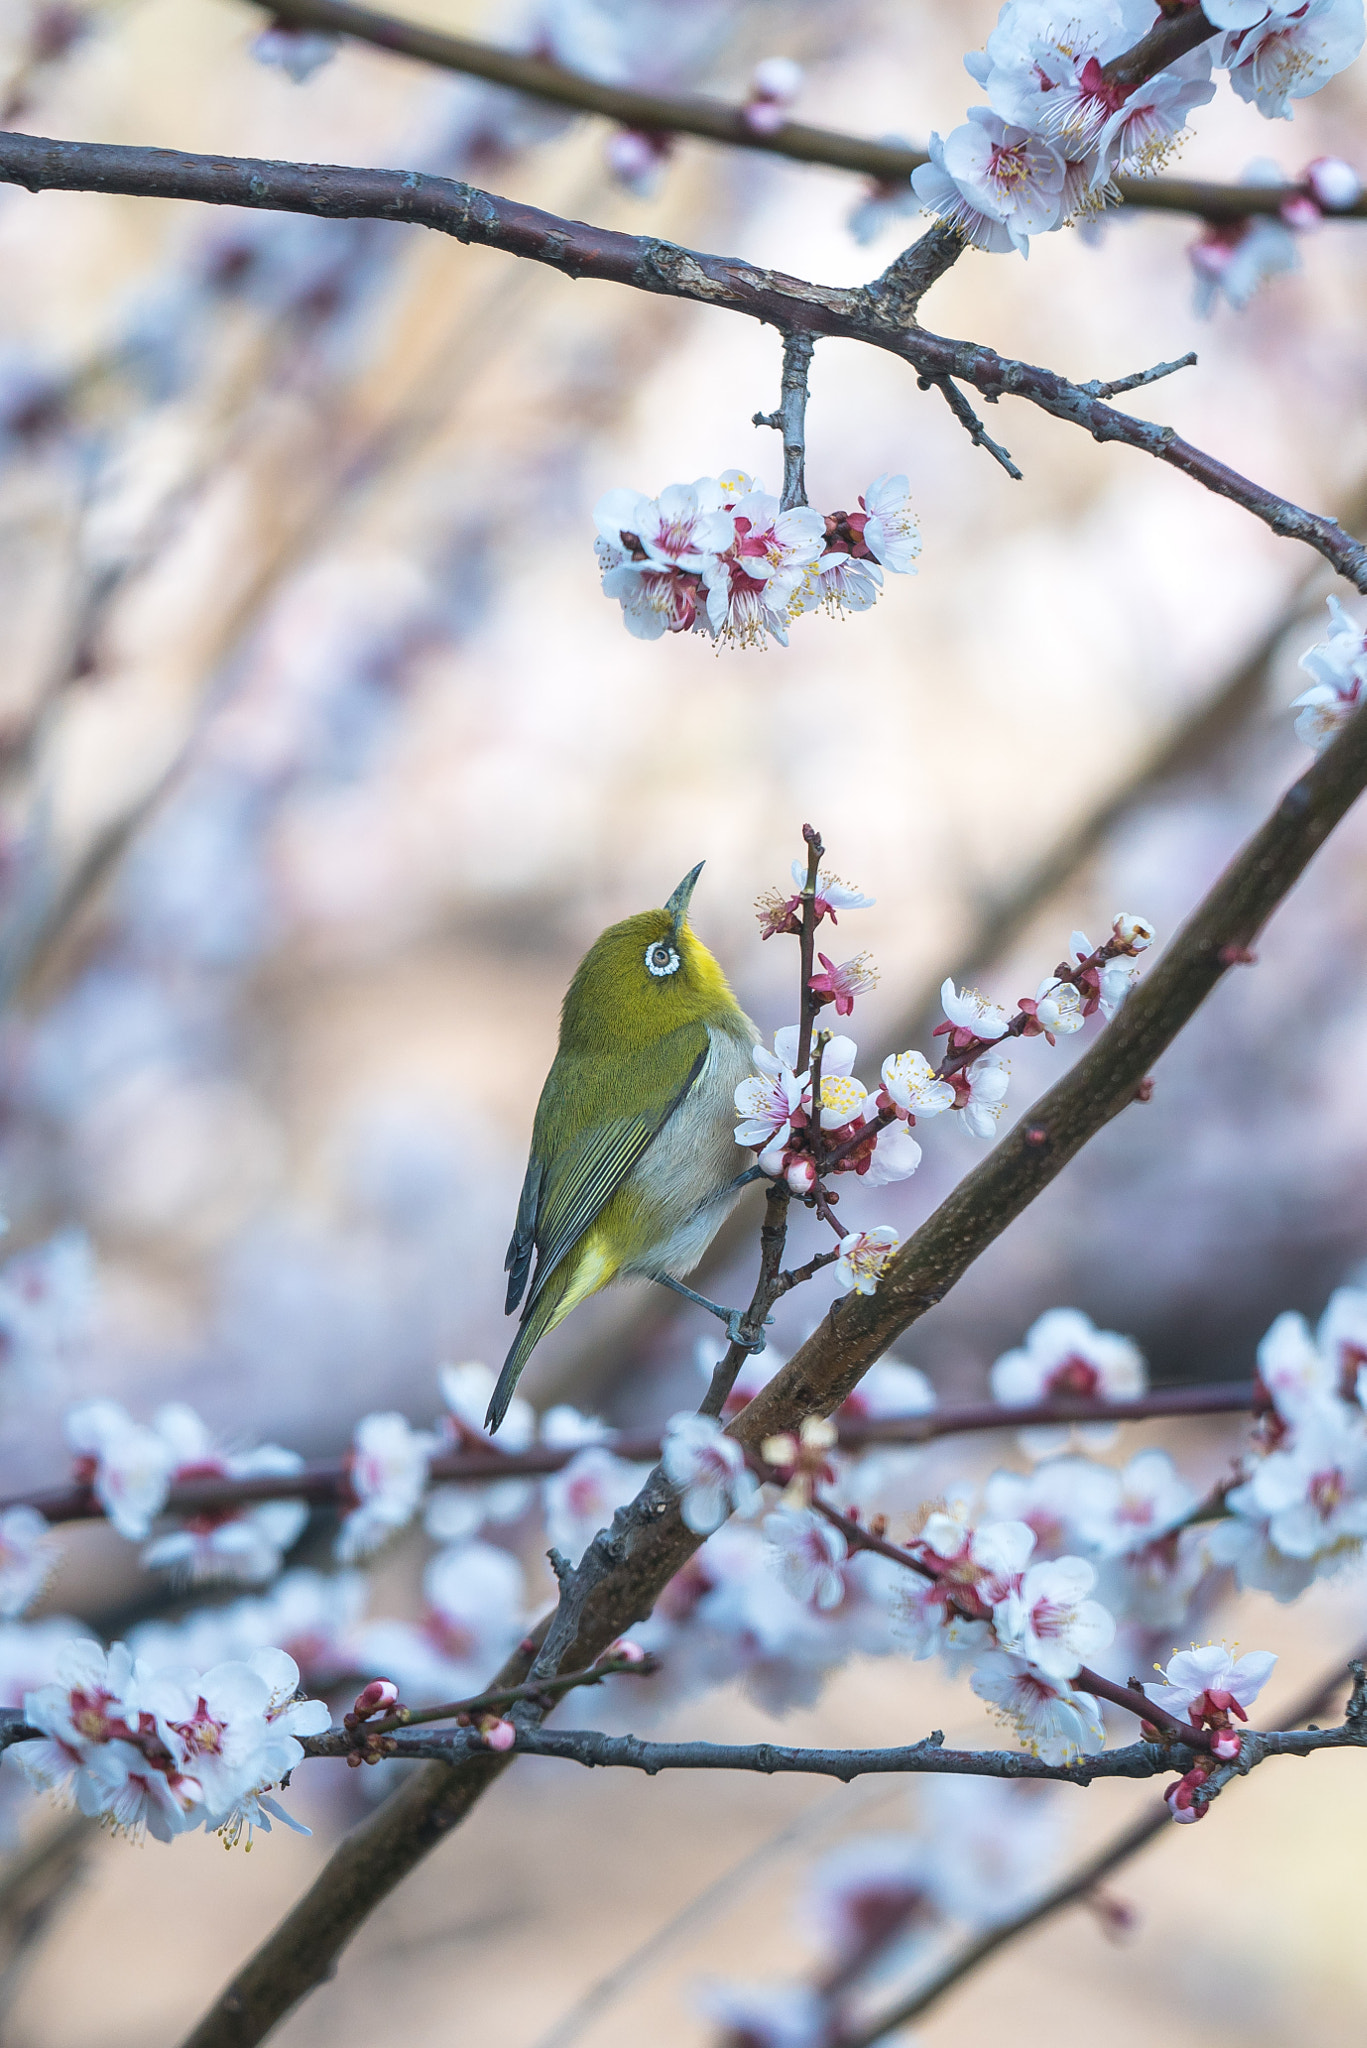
<box><xmin>664</xmin><ymin>861</ymin><xmax>704</xmax><ymax>937</ymax></box>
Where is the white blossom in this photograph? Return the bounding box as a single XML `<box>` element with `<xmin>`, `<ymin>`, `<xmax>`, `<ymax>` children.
<box><xmin>65</xmin><ymin>1400</ymin><xmax>176</xmax><ymax>1542</ymax></box>
<box><xmin>425</xmin><ymin>1362</ymin><xmax>536</xmax><ymax>1541</ymax></box>
<box><xmin>991</xmin><ymin>1307</ymin><xmax>1147</xmax><ymax>1458</ymax></box>
<box><xmin>833</xmin><ymin>1226</ymin><xmax>900</xmax><ymax>1295</ymax></box>
<box><xmin>764</xmin><ymin>1506</ymin><xmax>848</xmax><ymax>1609</ymax></box>
<box><xmin>1144</xmin><ymin>1643</ymin><xmax>1277</xmax><ymax>1723</ymax></box>
<box><xmin>860</xmin><ymin>474</ymin><xmax>922</xmax><ymax>574</ymax></box>
<box><xmin>991</xmin><ymin>1555</ymin><xmax>1115</xmax><ymax>1679</ymax></box>
<box><xmin>861</xmin><ymin>1120</ymin><xmax>924</xmax><ymax>1187</ymax></box>
<box><xmin>734</xmin><ymin>1039</ymin><xmax>808</xmax><ymax>1152</ymax></box>
<box><xmin>881</xmin><ymin>1049</ymin><xmax>956</xmax><ymax>1119</ymax></box>
<box><xmin>1222</xmin><ymin>0</ymin><xmax>1365</xmax><ymax>120</ymax></box>
<box><xmin>940</xmin><ymin>979</ymin><xmax>1011</xmax><ymax>1041</ymax></box>
<box><xmin>955</xmin><ymin>1049</ymin><xmax>1011</xmax><ymax>1139</ymax></box>
<box><xmin>336</xmin><ymin>1412</ymin><xmax>439</xmax><ymax>1562</ymax></box>
<box><xmin>1293</xmin><ymin>596</ymin><xmax>1367</xmax><ymax>750</ymax></box>
<box><xmin>971</xmin><ymin>1649</ymin><xmax>1106</xmax><ymax>1763</ymax></box>
<box><xmin>662</xmin><ymin>1413</ymin><xmax>760</xmax><ymax>1534</ymax></box>
<box><xmin>543</xmin><ymin>1447</ymin><xmax>650</xmax><ymax>1564</ymax></box>
<box><xmin>0</xmin><ymin>1508</ymin><xmax>54</xmax><ymax>1618</ymax></box>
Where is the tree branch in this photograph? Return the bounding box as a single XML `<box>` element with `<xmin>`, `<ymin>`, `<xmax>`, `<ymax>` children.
<box><xmin>245</xmin><ymin>0</ymin><xmax>1367</xmax><ymax>222</ymax></box>
<box><xmin>841</xmin><ymin>1647</ymin><xmax>1367</xmax><ymax>2046</ymax></box>
<box><xmin>2</xmin><ymin>133</ymin><xmax>1359</xmax><ymax>590</ymax></box>
<box><xmin>753</xmin><ymin>332</ymin><xmax>815</xmax><ymax>510</ymax></box>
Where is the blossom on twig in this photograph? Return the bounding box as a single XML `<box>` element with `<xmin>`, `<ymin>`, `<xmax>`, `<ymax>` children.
<box><xmin>663</xmin><ymin>1413</ymin><xmax>761</xmax><ymax>1533</ymax></box>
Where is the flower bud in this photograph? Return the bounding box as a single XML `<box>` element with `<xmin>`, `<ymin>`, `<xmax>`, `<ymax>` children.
<box><xmin>606</xmin><ymin>1638</ymin><xmax>648</xmax><ymax>1666</ymax></box>
<box><xmin>1305</xmin><ymin>156</ymin><xmax>1362</xmax><ymax>210</ymax></box>
<box><xmin>478</xmin><ymin>1716</ymin><xmax>516</xmax><ymax>1751</ymax></box>
<box><xmin>1111</xmin><ymin>912</ymin><xmax>1155</xmax><ymax>951</ymax></box>
<box><xmin>786</xmin><ymin>1155</ymin><xmax>817</xmax><ymax>1196</ymax></box>
<box><xmin>352</xmin><ymin>1678</ymin><xmax>401</xmax><ymax>1720</ymax></box>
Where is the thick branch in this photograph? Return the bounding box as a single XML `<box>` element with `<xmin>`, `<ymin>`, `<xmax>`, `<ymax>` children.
<box><xmin>2</xmin><ymin>133</ymin><xmax>1360</xmax><ymax>589</ymax></box>
<box><xmin>248</xmin><ymin>0</ymin><xmax>1367</xmax><ymax>221</ymax></box>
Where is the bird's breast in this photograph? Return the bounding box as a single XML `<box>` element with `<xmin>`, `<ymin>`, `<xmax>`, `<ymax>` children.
<box><xmin>620</xmin><ymin>1023</ymin><xmax>755</xmax><ymax>1277</ymax></box>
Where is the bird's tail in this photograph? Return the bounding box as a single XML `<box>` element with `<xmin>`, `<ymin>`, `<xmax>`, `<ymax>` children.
<box><xmin>486</xmin><ymin>1273</ymin><xmax>572</xmax><ymax>1434</ymax></box>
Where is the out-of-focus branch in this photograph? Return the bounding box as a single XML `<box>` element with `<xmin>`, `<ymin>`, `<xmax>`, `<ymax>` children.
<box><xmin>842</xmin><ymin>1646</ymin><xmax>1367</xmax><ymax>2047</ymax></box>
<box><xmin>2</xmin><ymin>138</ymin><xmax>1363</xmax><ymax>589</ymax></box>
<box><xmin>243</xmin><ymin>0</ymin><xmax>1367</xmax><ymax>222</ymax></box>
<box><xmin>0</xmin><ymin>1814</ymin><xmax>91</xmax><ymax>2016</ymax></box>
<box><xmin>0</xmin><ymin>1385</ymin><xmax>1257</xmax><ymax>1525</ymax></box>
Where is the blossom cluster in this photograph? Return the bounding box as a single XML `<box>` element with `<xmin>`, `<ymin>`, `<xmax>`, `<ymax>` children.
<box><xmin>13</xmin><ymin>1636</ymin><xmax>326</xmax><ymax>1845</ymax></box>
<box><xmin>732</xmin><ymin>873</ymin><xmax>1156</xmax><ymax>1295</ymax></box>
<box><xmin>593</xmin><ymin>473</ymin><xmax>919</xmax><ymax>646</ymax></box>
<box><xmin>1188</xmin><ymin>153</ymin><xmax>1363</xmax><ymax>312</ymax></box>
<box><xmin>915</xmin><ymin>0</ymin><xmax>1364</xmax><ymax>259</ymax></box>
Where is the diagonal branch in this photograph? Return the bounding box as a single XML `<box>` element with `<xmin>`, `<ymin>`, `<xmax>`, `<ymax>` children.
<box><xmin>244</xmin><ymin>0</ymin><xmax>1367</xmax><ymax>222</ymax></box>
<box><xmin>176</xmin><ymin>702</ymin><xmax>1367</xmax><ymax>2048</ymax></box>
<box><xmin>1</xmin><ymin>134</ymin><xmax>1360</xmax><ymax>590</ymax></box>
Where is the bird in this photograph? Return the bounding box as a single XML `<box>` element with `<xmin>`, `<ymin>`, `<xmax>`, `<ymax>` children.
<box><xmin>487</xmin><ymin>862</ymin><xmax>760</xmax><ymax>1434</ymax></box>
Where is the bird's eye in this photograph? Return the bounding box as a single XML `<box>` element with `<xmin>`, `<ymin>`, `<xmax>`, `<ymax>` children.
<box><xmin>645</xmin><ymin>941</ymin><xmax>681</xmax><ymax>978</ymax></box>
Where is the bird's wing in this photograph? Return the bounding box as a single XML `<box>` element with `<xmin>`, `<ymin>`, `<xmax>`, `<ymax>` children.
<box><xmin>503</xmin><ymin>1154</ymin><xmax>543</xmax><ymax>1315</ymax></box>
<box><xmin>521</xmin><ymin>1030</ymin><xmax>710</xmax><ymax>1315</ymax></box>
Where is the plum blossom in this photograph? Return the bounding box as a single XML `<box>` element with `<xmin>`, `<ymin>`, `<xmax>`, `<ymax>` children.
<box><xmin>1091</xmin><ymin>52</ymin><xmax>1215</xmax><ymax>183</ymax></box>
<box><xmin>1305</xmin><ymin>154</ymin><xmax>1362</xmax><ymax>208</ymax></box>
<box><xmin>991</xmin><ymin>1555</ymin><xmax>1115</xmax><ymax>1679</ymax></box>
<box><xmin>862</xmin><ymin>1120</ymin><xmax>924</xmax><ymax>1187</ymax></box>
<box><xmin>983</xmin><ymin>1458</ymin><xmax>1103</xmax><ymax>1558</ymax></box>
<box><xmin>734</xmin><ymin>1034</ymin><xmax>808</xmax><ymax>1155</ymax></box>
<box><xmin>704</xmin><ymin>484</ymin><xmax>826</xmax><ymax>648</ymax></box>
<box><xmin>696</xmin><ymin>1981</ymin><xmax>827</xmax><ymax>2048</ymax></box>
<box><xmin>919</xmin><ymin>1775</ymin><xmax>1066</xmax><ymax>1925</ymax></box>
<box><xmin>971</xmin><ymin>1649</ymin><xmax>1106</xmax><ymax>1764</ymax></box>
<box><xmin>880</xmin><ymin>1049</ymin><xmax>955</xmax><ymax>1120</ymax></box>
<box><xmin>893</xmin><ymin>1510</ymin><xmax>1034</xmax><ymax>1661</ymax></box>
<box><xmin>543</xmin><ymin>1447</ymin><xmax>651</xmax><ymax>1564</ymax></box>
<box><xmin>809</xmin><ymin>951</ymin><xmax>878</xmax><ymax>1017</ymax></box>
<box><xmin>942</xmin><ymin>110</ymin><xmax>1068</xmax><ymax>254</ymax></box>
<box><xmin>991</xmin><ymin>1307</ymin><xmax>1147</xmax><ymax>1458</ymax></box>
<box><xmin>1219</xmin><ymin>1403</ymin><xmax>1367</xmax><ymax>1590</ymax></box>
<box><xmin>357</xmin><ymin>1541</ymin><xmax>525</xmax><ymax>1706</ymax></box>
<box><xmin>912</xmin><ymin>131</ymin><xmax>1022</xmax><ymax>252</ymax></box>
<box><xmin>1221</xmin><ymin>0</ymin><xmax>1366</xmax><ymax>120</ymax></box>
<box><xmin>800</xmin><ymin>1835</ymin><xmax>939</xmax><ymax>1964</ymax></box>
<box><xmin>1072</xmin><ymin>1448</ymin><xmax>1198</xmax><ymax>1555</ymax></box>
<box><xmin>425</xmin><ymin>1361</ymin><xmax>536</xmax><ymax>1542</ymax></box>
<box><xmin>1144</xmin><ymin>1643</ymin><xmax>1278</xmax><ymax>1726</ymax></box>
<box><xmin>938</xmin><ymin>978</ymin><xmax>1010</xmax><ymax>1045</ymax></box>
<box><xmin>834</xmin><ymin>1226</ymin><xmax>900</xmax><ymax>1295</ymax></box>
<box><xmin>149</xmin><ymin>1646</ymin><xmax>329</xmax><ymax>1845</ymax></box>
<box><xmin>860</xmin><ymin>475</ymin><xmax>922</xmax><ymax>574</ymax></box>
<box><xmin>594</xmin><ymin>480</ymin><xmax>734</xmax><ymax>571</ymax></box>
<box><xmin>0</xmin><ymin>1230</ymin><xmax>94</xmax><ymax>1383</ymax></box>
<box><xmin>66</xmin><ymin>1400</ymin><xmax>176</xmax><ymax>1542</ymax></box>
<box><xmin>744</xmin><ymin>55</ymin><xmax>802</xmax><ymax>134</ymax></box>
<box><xmin>138</xmin><ymin>1404</ymin><xmax>307</xmax><ymax>1586</ymax></box>
<box><xmin>336</xmin><ymin>1412</ymin><xmax>439</xmax><ymax>1562</ymax></box>
<box><xmin>14</xmin><ymin>1639</ymin><xmax>201</xmax><ymax>1842</ymax></box>
<box><xmin>1293</xmin><ymin>596</ymin><xmax>1367</xmax><ymax>750</ymax></box>
<box><xmin>764</xmin><ymin>1505</ymin><xmax>848</xmax><ymax>1609</ymax></box>
<box><xmin>0</xmin><ymin>1508</ymin><xmax>54</xmax><ymax>1618</ymax></box>
<box><xmin>1019</xmin><ymin>977</ymin><xmax>1085</xmax><ymax>1042</ymax></box>
<box><xmin>662</xmin><ymin>1413</ymin><xmax>761</xmax><ymax>1533</ymax></box>
<box><xmin>951</xmin><ymin>1049</ymin><xmax>1011</xmax><ymax>1139</ymax></box>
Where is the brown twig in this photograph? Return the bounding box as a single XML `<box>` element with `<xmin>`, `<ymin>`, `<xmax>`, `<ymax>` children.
<box><xmin>753</xmin><ymin>333</ymin><xmax>815</xmax><ymax>511</ymax></box>
<box><xmin>1</xmin><ymin>135</ymin><xmax>1359</xmax><ymax>590</ymax></box>
<box><xmin>244</xmin><ymin>0</ymin><xmax>1367</xmax><ymax>222</ymax></box>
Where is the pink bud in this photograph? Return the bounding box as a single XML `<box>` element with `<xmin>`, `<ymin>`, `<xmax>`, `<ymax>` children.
<box><xmin>1279</xmin><ymin>193</ymin><xmax>1322</xmax><ymax>231</ymax></box>
<box><xmin>786</xmin><ymin>1155</ymin><xmax>817</xmax><ymax>1195</ymax></box>
<box><xmin>479</xmin><ymin>1716</ymin><xmax>516</xmax><ymax>1751</ymax></box>
<box><xmin>1211</xmin><ymin>1728</ymin><xmax>1241</xmax><ymax>1761</ymax></box>
<box><xmin>352</xmin><ymin>1678</ymin><xmax>400</xmax><ymax>1720</ymax></box>
<box><xmin>1305</xmin><ymin>155</ymin><xmax>1362</xmax><ymax>210</ymax></box>
<box><xmin>607</xmin><ymin>1638</ymin><xmax>647</xmax><ymax>1665</ymax></box>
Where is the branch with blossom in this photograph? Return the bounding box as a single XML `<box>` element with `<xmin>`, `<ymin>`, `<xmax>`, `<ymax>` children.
<box><xmin>246</xmin><ymin>0</ymin><xmax>1367</xmax><ymax>224</ymax></box>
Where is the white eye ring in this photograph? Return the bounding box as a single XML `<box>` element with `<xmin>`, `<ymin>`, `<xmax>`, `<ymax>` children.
<box><xmin>645</xmin><ymin>940</ymin><xmax>681</xmax><ymax>978</ymax></box>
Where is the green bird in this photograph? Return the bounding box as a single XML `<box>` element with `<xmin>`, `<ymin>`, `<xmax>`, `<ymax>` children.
<box><xmin>487</xmin><ymin>863</ymin><xmax>760</xmax><ymax>1434</ymax></box>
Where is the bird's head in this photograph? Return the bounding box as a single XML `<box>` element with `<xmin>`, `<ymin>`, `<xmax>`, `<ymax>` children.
<box><xmin>560</xmin><ymin>862</ymin><xmax>742</xmax><ymax>1051</ymax></box>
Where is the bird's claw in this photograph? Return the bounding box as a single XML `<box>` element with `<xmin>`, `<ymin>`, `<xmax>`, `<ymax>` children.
<box><xmin>726</xmin><ymin>1310</ymin><xmax>769</xmax><ymax>1355</ymax></box>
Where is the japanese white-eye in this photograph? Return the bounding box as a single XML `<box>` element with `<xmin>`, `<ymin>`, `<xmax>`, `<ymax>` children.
<box><xmin>488</xmin><ymin>862</ymin><xmax>757</xmax><ymax>1433</ymax></box>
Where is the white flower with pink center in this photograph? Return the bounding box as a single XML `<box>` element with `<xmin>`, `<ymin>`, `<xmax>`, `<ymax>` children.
<box><xmin>983</xmin><ymin>1458</ymin><xmax>1109</xmax><ymax>1557</ymax></box>
<box><xmin>1227</xmin><ymin>1404</ymin><xmax>1367</xmax><ymax>1568</ymax></box>
<box><xmin>939</xmin><ymin>978</ymin><xmax>1011</xmax><ymax>1043</ymax></box>
<box><xmin>991</xmin><ymin>1555</ymin><xmax>1115</xmax><ymax>1680</ymax></box>
<box><xmin>941</xmin><ymin>109</ymin><xmax>1067</xmax><ymax>253</ymax></box>
<box><xmin>833</xmin><ymin>1226</ymin><xmax>900</xmax><ymax>1296</ymax></box>
<box><xmin>912</xmin><ymin>131</ymin><xmax>1019</xmax><ymax>253</ymax></box>
<box><xmin>543</xmin><ymin>1446</ymin><xmax>651</xmax><ymax>1565</ymax></box>
<box><xmin>0</xmin><ymin>1506</ymin><xmax>54</xmax><ymax>1618</ymax></box>
<box><xmin>1293</xmin><ymin>595</ymin><xmax>1367</xmax><ymax>751</ymax></box>
<box><xmin>860</xmin><ymin>474</ymin><xmax>922</xmax><ymax>574</ymax></box>
<box><xmin>704</xmin><ymin>490</ymin><xmax>827</xmax><ymax>648</ymax></box>
<box><xmin>971</xmin><ymin>1649</ymin><xmax>1106</xmax><ymax>1764</ymax></box>
<box><xmin>599</xmin><ymin>558</ymin><xmax>709</xmax><ymax>640</ymax></box>
<box><xmin>969</xmin><ymin>0</ymin><xmax>1160</xmax><ymax>144</ymax></box>
<box><xmin>1144</xmin><ymin>1643</ymin><xmax>1278</xmax><ymax>1725</ymax></box>
<box><xmin>66</xmin><ymin>1400</ymin><xmax>177</xmax><ymax>1543</ymax></box>
<box><xmin>1071</xmin><ymin>1447</ymin><xmax>1198</xmax><ymax>1556</ymax></box>
<box><xmin>593</xmin><ymin>480</ymin><xmax>734</xmax><ymax>571</ymax></box>
<box><xmin>662</xmin><ymin>1412</ymin><xmax>761</xmax><ymax>1534</ymax></box>
<box><xmin>788</xmin><ymin>862</ymin><xmax>876</xmax><ymax>922</ymax></box>
<box><xmin>1222</xmin><ymin>0</ymin><xmax>1365</xmax><ymax>120</ymax></box>
<box><xmin>1091</xmin><ymin>52</ymin><xmax>1216</xmax><ymax>184</ymax></box>
<box><xmin>137</xmin><ymin>1403</ymin><xmax>308</xmax><ymax>1588</ymax></box>
<box><xmin>734</xmin><ymin>1037</ymin><xmax>808</xmax><ymax>1154</ymax></box>
<box><xmin>336</xmin><ymin>1412</ymin><xmax>440</xmax><ymax>1562</ymax></box>
<box><xmin>991</xmin><ymin>1306</ymin><xmax>1147</xmax><ymax>1459</ymax></box>
<box><xmin>763</xmin><ymin>1505</ymin><xmax>848</xmax><ymax>1609</ymax></box>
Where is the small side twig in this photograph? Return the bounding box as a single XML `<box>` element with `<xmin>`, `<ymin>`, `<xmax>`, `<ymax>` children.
<box><xmin>753</xmin><ymin>332</ymin><xmax>816</xmax><ymax>510</ymax></box>
<box><xmin>1077</xmin><ymin>351</ymin><xmax>1198</xmax><ymax>400</ymax></box>
<box><xmin>925</xmin><ymin>375</ymin><xmax>1022</xmax><ymax>479</ymax></box>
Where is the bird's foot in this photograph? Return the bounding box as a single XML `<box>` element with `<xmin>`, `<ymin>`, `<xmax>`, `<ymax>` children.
<box><xmin>653</xmin><ymin>1274</ymin><xmax>770</xmax><ymax>1353</ymax></box>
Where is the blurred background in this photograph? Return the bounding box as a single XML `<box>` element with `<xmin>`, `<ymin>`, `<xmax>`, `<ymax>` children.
<box><xmin>0</xmin><ymin>0</ymin><xmax>1366</xmax><ymax>2041</ymax></box>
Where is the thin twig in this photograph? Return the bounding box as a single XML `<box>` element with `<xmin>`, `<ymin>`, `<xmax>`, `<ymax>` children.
<box><xmin>928</xmin><ymin>377</ymin><xmax>1022</xmax><ymax>480</ymax></box>
<box><xmin>3</xmin><ymin>135</ymin><xmax>1359</xmax><ymax>590</ymax></box>
<box><xmin>753</xmin><ymin>332</ymin><xmax>816</xmax><ymax>510</ymax></box>
<box><xmin>1078</xmin><ymin>351</ymin><xmax>1198</xmax><ymax>400</ymax></box>
<box><xmin>241</xmin><ymin>0</ymin><xmax>1365</xmax><ymax>222</ymax></box>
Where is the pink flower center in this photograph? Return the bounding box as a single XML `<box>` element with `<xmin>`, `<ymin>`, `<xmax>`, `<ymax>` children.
<box><xmin>1045</xmin><ymin>1355</ymin><xmax>1100</xmax><ymax>1399</ymax></box>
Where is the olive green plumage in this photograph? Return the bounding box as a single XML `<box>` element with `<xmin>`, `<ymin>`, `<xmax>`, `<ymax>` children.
<box><xmin>488</xmin><ymin>864</ymin><xmax>756</xmax><ymax>1433</ymax></box>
